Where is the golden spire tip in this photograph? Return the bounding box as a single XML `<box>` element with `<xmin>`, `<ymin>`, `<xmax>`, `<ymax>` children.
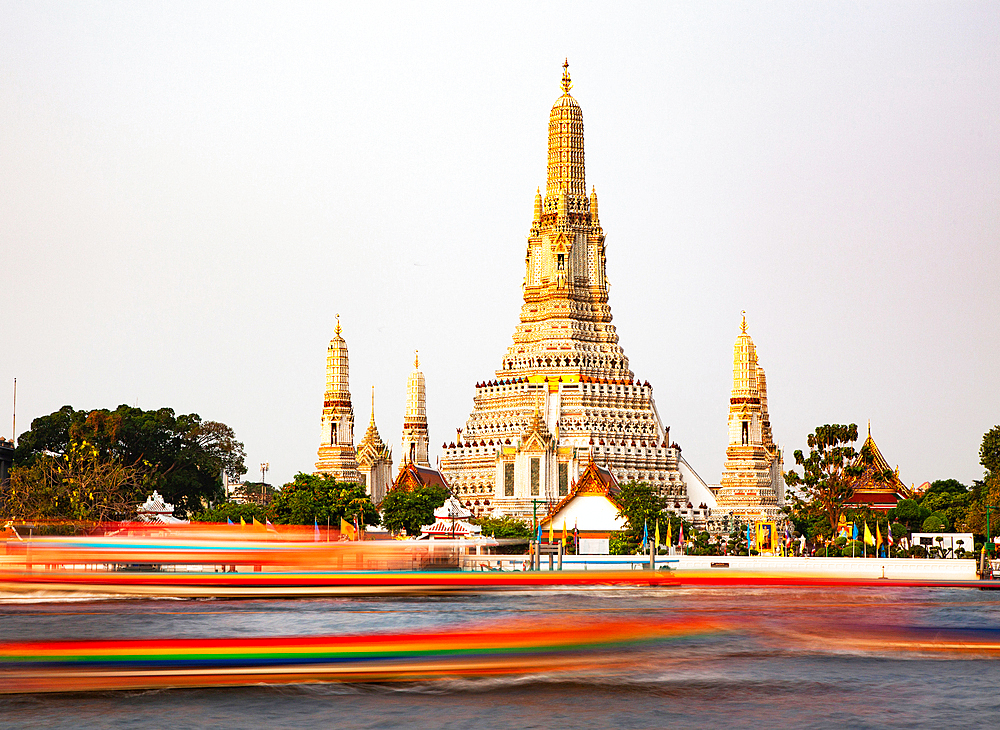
<box><xmin>335</xmin><ymin>313</ymin><xmax>341</xmax><ymax>336</ymax></box>
<box><xmin>414</xmin><ymin>349</ymin><xmax>419</xmax><ymax>369</ymax></box>
<box><xmin>561</xmin><ymin>58</ymin><xmax>573</xmax><ymax>94</ymax></box>
<box><xmin>740</xmin><ymin>310</ymin><xmax>747</xmax><ymax>334</ymax></box>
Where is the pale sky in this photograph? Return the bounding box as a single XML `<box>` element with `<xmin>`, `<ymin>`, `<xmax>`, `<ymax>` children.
<box><xmin>2</xmin><ymin>2</ymin><xmax>998</xmax><ymax>491</ymax></box>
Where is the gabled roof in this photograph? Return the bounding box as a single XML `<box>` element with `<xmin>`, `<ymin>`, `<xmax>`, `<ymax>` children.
<box><xmin>391</xmin><ymin>462</ymin><xmax>451</xmax><ymax>494</ymax></box>
<box><xmin>542</xmin><ymin>460</ymin><xmax>620</xmax><ymax>524</ymax></box>
<box><xmin>851</xmin><ymin>427</ymin><xmax>910</xmax><ymax>497</ymax></box>
<box><xmin>520</xmin><ymin>410</ymin><xmax>552</xmax><ymax>452</ymax></box>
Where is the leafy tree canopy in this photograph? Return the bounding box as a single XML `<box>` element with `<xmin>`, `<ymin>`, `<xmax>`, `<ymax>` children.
<box><xmin>921</xmin><ymin>514</ymin><xmax>948</xmax><ymax>533</ymax></box>
<box><xmin>13</xmin><ymin>405</ymin><xmax>246</xmax><ymax>517</ymax></box>
<box><xmin>191</xmin><ymin>501</ymin><xmax>269</xmax><ymax>525</ymax></box>
<box><xmin>785</xmin><ymin>423</ymin><xmax>860</xmax><ymax>532</ymax></box>
<box><xmin>927</xmin><ymin>479</ymin><xmax>968</xmax><ymax>496</ymax></box>
<box><xmin>473</xmin><ymin>515</ymin><xmax>530</xmax><ymax>540</ymax></box>
<box><xmin>270</xmin><ymin>473</ymin><xmax>378</xmax><ymax>527</ymax></box>
<box><xmin>380</xmin><ymin>485</ymin><xmax>447</xmax><ymax>536</ymax></box>
<box><xmin>3</xmin><ymin>440</ymin><xmax>149</xmax><ymax>524</ymax></box>
<box><xmin>981</xmin><ymin>426</ymin><xmax>1000</xmax><ymax>479</ymax></box>
<box><xmin>613</xmin><ymin>481</ymin><xmax>682</xmax><ymax>554</ymax></box>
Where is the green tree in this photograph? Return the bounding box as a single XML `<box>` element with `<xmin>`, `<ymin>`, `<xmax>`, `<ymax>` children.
<box><xmin>13</xmin><ymin>405</ymin><xmax>246</xmax><ymax>517</ymax></box>
<box><xmin>473</xmin><ymin>515</ymin><xmax>530</xmax><ymax>539</ymax></box>
<box><xmin>3</xmin><ymin>439</ymin><xmax>149</xmax><ymax>524</ymax></box>
<box><xmin>960</xmin><ymin>428</ymin><xmax>1000</xmax><ymax>540</ymax></box>
<box><xmin>473</xmin><ymin>515</ymin><xmax>530</xmax><ymax>554</ymax></box>
<box><xmin>614</xmin><ymin>481</ymin><xmax>670</xmax><ymax>554</ymax></box>
<box><xmin>921</xmin><ymin>513</ymin><xmax>949</xmax><ymax>533</ymax></box>
<box><xmin>270</xmin><ymin>473</ymin><xmax>379</xmax><ymax>527</ymax></box>
<box><xmin>888</xmin><ymin>498</ymin><xmax>930</xmax><ymax>533</ymax></box>
<box><xmin>980</xmin><ymin>425</ymin><xmax>1000</xmax><ymax>479</ymax></box>
<box><xmin>380</xmin><ymin>485</ymin><xmax>448</xmax><ymax>536</ymax></box>
<box><xmin>920</xmin><ymin>480</ymin><xmax>970</xmax><ymax>532</ymax></box>
<box><xmin>785</xmin><ymin>424</ymin><xmax>861</xmax><ymax>533</ymax></box>
<box><xmin>191</xmin><ymin>501</ymin><xmax>268</xmax><ymax>524</ymax></box>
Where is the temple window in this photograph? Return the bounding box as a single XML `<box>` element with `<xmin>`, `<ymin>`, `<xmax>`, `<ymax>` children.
<box><xmin>505</xmin><ymin>463</ymin><xmax>514</xmax><ymax>496</ymax></box>
<box><xmin>557</xmin><ymin>253</ymin><xmax>565</xmax><ymax>270</ymax></box>
<box><xmin>559</xmin><ymin>463</ymin><xmax>568</xmax><ymax>496</ymax></box>
<box><xmin>531</xmin><ymin>458</ymin><xmax>540</xmax><ymax>496</ymax></box>
<box><xmin>742</xmin><ymin>421</ymin><xmax>749</xmax><ymax>446</ymax></box>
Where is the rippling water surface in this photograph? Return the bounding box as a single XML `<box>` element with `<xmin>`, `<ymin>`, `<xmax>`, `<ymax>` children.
<box><xmin>2</xmin><ymin>585</ymin><xmax>1000</xmax><ymax>729</ymax></box>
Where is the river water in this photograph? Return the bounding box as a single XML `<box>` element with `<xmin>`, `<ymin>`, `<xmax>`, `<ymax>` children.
<box><xmin>2</xmin><ymin>585</ymin><xmax>1000</xmax><ymax>729</ymax></box>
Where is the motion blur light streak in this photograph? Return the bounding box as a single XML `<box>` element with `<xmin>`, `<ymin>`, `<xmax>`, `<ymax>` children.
<box><xmin>0</xmin><ymin>617</ymin><xmax>718</xmax><ymax>693</ymax></box>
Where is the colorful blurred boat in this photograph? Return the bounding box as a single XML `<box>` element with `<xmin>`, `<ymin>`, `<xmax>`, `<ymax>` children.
<box><xmin>0</xmin><ymin>617</ymin><xmax>714</xmax><ymax>694</ymax></box>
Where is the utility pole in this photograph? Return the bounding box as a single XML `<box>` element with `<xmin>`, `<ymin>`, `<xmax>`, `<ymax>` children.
<box><xmin>260</xmin><ymin>462</ymin><xmax>269</xmax><ymax>506</ymax></box>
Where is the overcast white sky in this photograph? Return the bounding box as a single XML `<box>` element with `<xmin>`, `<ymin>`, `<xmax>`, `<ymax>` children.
<box><xmin>2</xmin><ymin>2</ymin><xmax>998</xmax><ymax>491</ymax></box>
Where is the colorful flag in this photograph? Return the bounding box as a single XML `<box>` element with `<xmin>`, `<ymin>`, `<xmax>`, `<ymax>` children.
<box><xmin>341</xmin><ymin>517</ymin><xmax>356</xmax><ymax>541</ymax></box>
<box><xmin>666</xmin><ymin>520</ymin><xmax>672</xmax><ymax>548</ymax></box>
<box><xmin>354</xmin><ymin>515</ymin><xmax>361</xmax><ymax>541</ymax></box>
<box><xmin>876</xmin><ymin>521</ymin><xmax>882</xmax><ymax>549</ymax></box>
<box><xmin>655</xmin><ymin>520</ymin><xmax>660</xmax><ymax>550</ymax></box>
<box><xmin>314</xmin><ymin>520</ymin><xmax>320</xmax><ymax>542</ymax></box>
<box><xmin>548</xmin><ymin>521</ymin><xmax>554</xmax><ymax>544</ymax></box>
<box><xmin>887</xmin><ymin>522</ymin><xmax>894</xmax><ymax>546</ymax></box>
<box><xmin>227</xmin><ymin>517</ymin><xmax>233</xmax><ymax>525</ymax></box>
<box><xmin>678</xmin><ymin>522</ymin><xmax>684</xmax><ymax>551</ymax></box>
<box><xmin>864</xmin><ymin>522</ymin><xmax>875</xmax><ymax>547</ymax></box>
<box><xmin>240</xmin><ymin>516</ymin><xmax>246</xmax><ymax>528</ymax></box>
<box><xmin>573</xmin><ymin>521</ymin><xmax>579</xmax><ymax>552</ymax></box>
<box><xmin>562</xmin><ymin>520</ymin><xmax>567</xmax><ymax>546</ymax></box>
<box><xmin>852</xmin><ymin>523</ymin><xmax>859</xmax><ymax>541</ymax></box>
<box><xmin>643</xmin><ymin>520</ymin><xmax>649</xmax><ymax>551</ymax></box>
<box><xmin>265</xmin><ymin>518</ymin><xmax>276</xmax><ymax>532</ymax></box>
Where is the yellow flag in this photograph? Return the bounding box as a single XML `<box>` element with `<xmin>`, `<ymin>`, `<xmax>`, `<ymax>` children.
<box><xmin>341</xmin><ymin>517</ymin><xmax>356</xmax><ymax>541</ymax></box>
<box><xmin>655</xmin><ymin>520</ymin><xmax>660</xmax><ymax>549</ymax></box>
<box><xmin>252</xmin><ymin>516</ymin><xmax>264</xmax><ymax>531</ymax></box>
<box><xmin>562</xmin><ymin>520</ymin><xmax>568</xmax><ymax>546</ymax></box>
<box><xmin>864</xmin><ymin>522</ymin><xmax>875</xmax><ymax>546</ymax></box>
<box><xmin>876</xmin><ymin>521</ymin><xmax>882</xmax><ymax>546</ymax></box>
<box><xmin>240</xmin><ymin>516</ymin><xmax>246</xmax><ymax>528</ymax></box>
<box><xmin>665</xmin><ymin>521</ymin><xmax>672</xmax><ymax>547</ymax></box>
<box><xmin>548</xmin><ymin>522</ymin><xmax>554</xmax><ymax>544</ymax></box>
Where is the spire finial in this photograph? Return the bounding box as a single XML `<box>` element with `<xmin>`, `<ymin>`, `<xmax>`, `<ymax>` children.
<box><xmin>561</xmin><ymin>58</ymin><xmax>572</xmax><ymax>94</ymax></box>
<box><xmin>741</xmin><ymin>310</ymin><xmax>747</xmax><ymax>334</ymax></box>
<box><xmin>370</xmin><ymin>386</ymin><xmax>376</xmax><ymax>425</ymax></box>
<box><xmin>868</xmin><ymin>419</ymin><xmax>871</xmax><ymax>437</ymax></box>
<box><xmin>414</xmin><ymin>349</ymin><xmax>419</xmax><ymax>369</ymax></box>
<box><xmin>335</xmin><ymin>313</ymin><xmax>341</xmax><ymax>336</ymax></box>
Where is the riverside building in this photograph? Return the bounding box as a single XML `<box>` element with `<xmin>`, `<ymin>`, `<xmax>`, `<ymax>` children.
<box><xmin>439</xmin><ymin>62</ymin><xmax>713</xmax><ymax>523</ymax></box>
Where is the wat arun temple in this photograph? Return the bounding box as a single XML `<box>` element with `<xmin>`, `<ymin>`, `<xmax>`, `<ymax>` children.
<box><xmin>314</xmin><ymin>62</ymin><xmax>785</xmax><ymax>527</ymax></box>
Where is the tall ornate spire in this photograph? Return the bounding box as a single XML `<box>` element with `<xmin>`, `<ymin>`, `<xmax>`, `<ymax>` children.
<box><xmin>440</xmin><ymin>64</ymin><xmax>698</xmax><ymax>523</ymax></box>
<box><xmin>401</xmin><ymin>351</ymin><xmax>430</xmax><ymax>469</ymax></box>
<box><xmin>315</xmin><ymin>317</ymin><xmax>362</xmax><ymax>482</ymax></box>
<box><xmin>357</xmin><ymin>385</ymin><xmax>392</xmax><ymax>504</ymax></box>
<box><xmin>546</xmin><ymin>60</ymin><xmax>586</xmax><ymax>198</ymax></box>
<box><xmin>716</xmin><ymin>316</ymin><xmax>783</xmax><ymax>520</ymax></box>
